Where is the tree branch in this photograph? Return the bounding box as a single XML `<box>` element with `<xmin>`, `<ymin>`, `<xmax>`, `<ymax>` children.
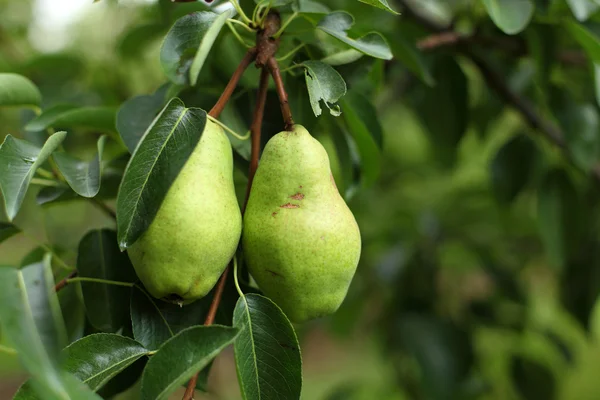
<box><xmin>209</xmin><ymin>48</ymin><xmax>258</xmax><ymax>119</ymax></box>
<box><xmin>399</xmin><ymin>0</ymin><xmax>600</xmax><ymax>184</ymax></box>
<box><xmin>267</xmin><ymin>57</ymin><xmax>294</xmax><ymax>131</ymax></box>
<box><xmin>54</xmin><ymin>271</ymin><xmax>78</xmax><ymax>292</ymax></box>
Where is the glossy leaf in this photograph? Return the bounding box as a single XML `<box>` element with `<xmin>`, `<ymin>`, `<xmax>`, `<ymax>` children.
<box><xmin>490</xmin><ymin>134</ymin><xmax>537</xmax><ymax>204</ymax></box>
<box><xmin>116</xmin><ymin>87</ymin><xmax>168</xmax><ymax>154</ymax></box>
<box><xmin>25</xmin><ymin>106</ymin><xmax>117</xmax><ymax>133</ymax></box>
<box><xmin>14</xmin><ymin>373</ymin><xmax>104</xmax><ymax>400</ymax></box>
<box><xmin>233</xmin><ymin>294</ymin><xmax>302</xmax><ymax>400</ymax></box>
<box><xmin>358</xmin><ymin>0</ymin><xmax>399</xmax><ymax>14</ymax></box>
<box><xmin>0</xmin><ymin>222</ymin><xmax>20</xmax><ymax>244</ymax></box>
<box><xmin>0</xmin><ymin>258</ymin><xmax>69</xmax><ymax>399</ymax></box>
<box><xmin>63</xmin><ymin>333</ymin><xmax>149</xmax><ymax>390</ymax></box>
<box><xmin>321</xmin><ymin>49</ymin><xmax>364</xmax><ymax>66</ymax></box>
<box><xmin>161</xmin><ymin>11</ymin><xmax>231</xmax><ymax>86</ymax></box>
<box><xmin>140</xmin><ymin>325</ymin><xmax>239</xmax><ymax>400</ymax></box>
<box><xmin>317</xmin><ymin>12</ymin><xmax>392</xmax><ymax>60</ymax></box>
<box><xmin>0</xmin><ymin>73</ymin><xmax>41</xmax><ymax>109</ymax></box>
<box><xmin>76</xmin><ymin>229</ymin><xmax>137</xmax><ymax>332</ymax></box>
<box><xmin>0</xmin><ymin>132</ymin><xmax>67</xmax><ymax>221</ymax></box>
<box><xmin>53</xmin><ymin>136</ymin><xmax>106</xmax><ymax>198</ymax></box>
<box><xmin>116</xmin><ymin>98</ymin><xmax>207</xmax><ymax>249</ymax></box>
<box><xmin>301</xmin><ymin>60</ymin><xmax>347</xmax><ymax>117</ymax></box>
<box><xmin>482</xmin><ymin>0</ymin><xmax>534</xmax><ymax>35</ymax></box>
<box><xmin>537</xmin><ymin>170</ymin><xmax>582</xmax><ymax>269</ymax></box>
<box><xmin>339</xmin><ymin>90</ymin><xmax>382</xmax><ymax>186</ymax></box>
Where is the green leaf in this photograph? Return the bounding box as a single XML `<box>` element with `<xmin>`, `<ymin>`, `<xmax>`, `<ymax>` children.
<box><xmin>76</xmin><ymin>229</ymin><xmax>137</xmax><ymax>332</ymax></box>
<box><xmin>291</xmin><ymin>0</ymin><xmax>330</xmax><ymax>14</ymax></box>
<box><xmin>558</xmin><ymin>103</ymin><xmax>600</xmax><ymax>171</ymax></box>
<box><xmin>566</xmin><ymin>0</ymin><xmax>599</xmax><ymax>21</ymax></box>
<box><xmin>482</xmin><ymin>0</ymin><xmax>534</xmax><ymax>35</ymax></box>
<box><xmin>565</xmin><ymin>20</ymin><xmax>600</xmax><ymax>62</ymax></box>
<box><xmin>490</xmin><ymin>134</ymin><xmax>538</xmax><ymax>204</ymax></box>
<box><xmin>116</xmin><ymin>98</ymin><xmax>207</xmax><ymax>249</ymax></box>
<box><xmin>140</xmin><ymin>325</ymin><xmax>239</xmax><ymax>400</ymax></box>
<box><xmin>0</xmin><ymin>222</ymin><xmax>21</xmax><ymax>244</ymax></box>
<box><xmin>301</xmin><ymin>60</ymin><xmax>347</xmax><ymax>117</ymax></box>
<box><xmin>317</xmin><ymin>12</ymin><xmax>392</xmax><ymax>60</ymax></box>
<box><xmin>14</xmin><ymin>373</ymin><xmax>104</xmax><ymax>400</ymax></box>
<box><xmin>161</xmin><ymin>11</ymin><xmax>231</xmax><ymax>86</ymax></box>
<box><xmin>0</xmin><ymin>258</ymin><xmax>69</xmax><ymax>399</ymax></box>
<box><xmin>117</xmin><ymin>23</ymin><xmax>166</xmax><ymax>58</ymax></box>
<box><xmin>417</xmin><ymin>56</ymin><xmax>468</xmax><ymax>165</ymax></box>
<box><xmin>25</xmin><ymin>105</ymin><xmax>117</xmax><ymax>133</ymax></box>
<box><xmin>339</xmin><ymin>90</ymin><xmax>382</xmax><ymax>186</ymax></box>
<box><xmin>537</xmin><ymin>169</ymin><xmax>582</xmax><ymax>269</ymax></box>
<box><xmin>233</xmin><ymin>294</ymin><xmax>302</xmax><ymax>400</ymax></box>
<box><xmin>321</xmin><ymin>49</ymin><xmax>364</xmax><ymax>66</ymax></box>
<box><xmin>358</xmin><ymin>0</ymin><xmax>399</xmax><ymax>14</ymax></box>
<box><xmin>0</xmin><ymin>73</ymin><xmax>42</xmax><ymax>109</ymax></box>
<box><xmin>189</xmin><ymin>10</ymin><xmax>232</xmax><ymax>86</ymax></box>
<box><xmin>53</xmin><ymin>136</ymin><xmax>106</xmax><ymax>198</ymax></box>
<box><xmin>390</xmin><ymin>35</ymin><xmax>433</xmax><ymax>86</ymax></box>
<box><xmin>116</xmin><ymin>87</ymin><xmax>168</xmax><ymax>154</ymax></box>
<box><xmin>0</xmin><ymin>132</ymin><xmax>67</xmax><ymax>221</ymax></box>
<box><xmin>63</xmin><ymin>333</ymin><xmax>149</xmax><ymax>390</ymax></box>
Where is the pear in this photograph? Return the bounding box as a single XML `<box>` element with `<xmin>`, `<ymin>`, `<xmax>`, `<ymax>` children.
<box><xmin>242</xmin><ymin>125</ymin><xmax>361</xmax><ymax>323</ymax></box>
<box><xmin>128</xmin><ymin>120</ymin><xmax>242</xmax><ymax>304</ymax></box>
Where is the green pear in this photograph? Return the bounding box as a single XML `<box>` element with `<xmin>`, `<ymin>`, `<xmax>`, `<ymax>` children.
<box><xmin>128</xmin><ymin>120</ymin><xmax>242</xmax><ymax>304</ymax></box>
<box><xmin>242</xmin><ymin>125</ymin><xmax>361</xmax><ymax>323</ymax></box>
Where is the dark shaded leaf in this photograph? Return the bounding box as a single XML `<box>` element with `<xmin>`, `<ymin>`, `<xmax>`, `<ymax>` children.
<box><xmin>490</xmin><ymin>134</ymin><xmax>538</xmax><ymax>203</ymax></box>
<box><xmin>76</xmin><ymin>229</ymin><xmax>137</xmax><ymax>332</ymax></box>
<box><xmin>25</xmin><ymin>106</ymin><xmax>117</xmax><ymax>133</ymax></box>
<box><xmin>0</xmin><ymin>222</ymin><xmax>20</xmax><ymax>244</ymax></box>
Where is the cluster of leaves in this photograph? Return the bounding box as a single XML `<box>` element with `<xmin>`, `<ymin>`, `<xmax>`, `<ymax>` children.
<box><xmin>0</xmin><ymin>0</ymin><xmax>395</xmax><ymax>399</ymax></box>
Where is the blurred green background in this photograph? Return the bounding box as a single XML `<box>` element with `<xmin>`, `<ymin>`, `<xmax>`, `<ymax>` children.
<box><xmin>3</xmin><ymin>0</ymin><xmax>600</xmax><ymax>399</ymax></box>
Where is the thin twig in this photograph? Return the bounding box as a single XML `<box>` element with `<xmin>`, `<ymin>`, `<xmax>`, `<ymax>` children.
<box><xmin>399</xmin><ymin>0</ymin><xmax>600</xmax><ymax>184</ymax></box>
<box><xmin>244</xmin><ymin>68</ymin><xmax>270</xmax><ymax>209</ymax></box>
<box><xmin>209</xmin><ymin>48</ymin><xmax>258</xmax><ymax>119</ymax></box>
<box><xmin>267</xmin><ymin>57</ymin><xmax>294</xmax><ymax>131</ymax></box>
<box><xmin>54</xmin><ymin>271</ymin><xmax>78</xmax><ymax>292</ymax></box>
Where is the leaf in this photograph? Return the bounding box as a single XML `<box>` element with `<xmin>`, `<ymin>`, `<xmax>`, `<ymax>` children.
<box><xmin>140</xmin><ymin>325</ymin><xmax>239</xmax><ymax>400</ymax></box>
<box><xmin>0</xmin><ymin>222</ymin><xmax>21</xmax><ymax>244</ymax></box>
<box><xmin>321</xmin><ymin>49</ymin><xmax>364</xmax><ymax>66</ymax></box>
<box><xmin>0</xmin><ymin>258</ymin><xmax>69</xmax><ymax>399</ymax></box>
<box><xmin>317</xmin><ymin>12</ymin><xmax>393</xmax><ymax>60</ymax></box>
<box><xmin>188</xmin><ymin>10</ymin><xmax>232</xmax><ymax>86</ymax></box>
<box><xmin>25</xmin><ymin>105</ymin><xmax>117</xmax><ymax>133</ymax></box>
<box><xmin>117</xmin><ymin>23</ymin><xmax>166</xmax><ymax>58</ymax></box>
<box><xmin>116</xmin><ymin>98</ymin><xmax>207</xmax><ymax>249</ymax></box>
<box><xmin>14</xmin><ymin>373</ymin><xmax>104</xmax><ymax>400</ymax></box>
<box><xmin>339</xmin><ymin>90</ymin><xmax>382</xmax><ymax>186</ymax></box>
<box><xmin>76</xmin><ymin>229</ymin><xmax>137</xmax><ymax>332</ymax></box>
<box><xmin>0</xmin><ymin>132</ymin><xmax>67</xmax><ymax>221</ymax></box>
<box><xmin>390</xmin><ymin>35</ymin><xmax>433</xmax><ymax>86</ymax></box>
<box><xmin>0</xmin><ymin>73</ymin><xmax>42</xmax><ymax>109</ymax></box>
<box><xmin>161</xmin><ymin>11</ymin><xmax>231</xmax><ymax>86</ymax></box>
<box><xmin>53</xmin><ymin>136</ymin><xmax>106</xmax><ymax>198</ymax></box>
<box><xmin>291</xmin><ymin>0</ymin><xmax>330</xmax><ymax>14</ymax></box>
<box><xmin>116</xmin><ymin>86</ymin><xmax>168</xmax><ymax>154</ymax></box>
<box><xmin>490</xmin><ymin>134</ymin><xmax>538</xmax><ymax>204</ymax></box>
<box><xmin>559</xmin><ymin>103</ymin><xmax>600</xmax><ymax>171</ymax></box>
<box><xmin>565</xmin><ymin>20</ymin><xmax>600</xmax><ymax>62</ymax></box>
<box><xmin>482</xmin><ymin>0</ymin><xmax>534</xmax><ymax>35</ymax></box>
<box><xmin>358</xmin><ymin>0</ymin><xmax>399</xmax><ymax>14</ymax></box>
<box><xmin>301</xmin><ymin>60</ymin><xmax>347</xmax><ymax>117</ymax></box>
<box><xmin>566</xmin><ymin>0</ymin><xmax>599</xmax><ymax>21</ymax></box>
<box><xmin>63</xmin><ymin>333</ymin><xmax>149</xmax><ymax>390</ymax></box>
<box><xmin>233</xmin><ymin>294</ymin><xmax>302</xmax><ymax>400</ymax></box>
<box><xmin>417</xmin><ymin>56</ymin><xmax>468</xmax><ymax>165</ymax></box>
<box><xmin>537</xmin><ymin>169</ymin><xmax>582</xmax><ymax>269</ymax></box>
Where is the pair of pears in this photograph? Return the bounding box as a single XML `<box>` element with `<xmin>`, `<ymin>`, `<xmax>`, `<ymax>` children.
<box><xmin>127</xmin><ymin>121</ymin><xmax>361</xmax><ymax>322</ymax></box>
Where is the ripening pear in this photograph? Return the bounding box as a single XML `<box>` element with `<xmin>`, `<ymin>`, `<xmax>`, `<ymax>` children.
<box><xmin>128</xmin><ymin>120</ymin><xmax>242</xmax><ymax>304</ymax></box>
<box><xmin>242</xmin><ymin>125</ymin><xmax>361</xmax><ymax>323</ymax></box>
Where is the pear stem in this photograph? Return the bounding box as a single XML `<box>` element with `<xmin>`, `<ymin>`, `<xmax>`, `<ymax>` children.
<box><xmin>54</xmin><ymin>271</ymin><xmax>78</xmax><ymax>292</ymax></box>
<box><xmin>208</xmin><ymin>47</ymin><xmax>258</xmax><ymax>119</ymax></box>
<box><xmin>244</xmin><ymin>67</ymin><xmax>270</xmax><ymax>209</ymax></box>
<box><xmin>267</xmin><ymin>57</ymin><xmax>294</xmax><ymax>131</ymax></box>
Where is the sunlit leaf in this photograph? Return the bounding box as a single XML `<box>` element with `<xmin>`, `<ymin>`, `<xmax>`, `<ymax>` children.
<box><xmin>0</xmin><ymin>73</ymin><xmax>41</xmax><ymax>109</ymax></box>
<box><xmin>301</xmin><ymin>60</ymin><xmax>347</xmax><ymax>117</ymax></box>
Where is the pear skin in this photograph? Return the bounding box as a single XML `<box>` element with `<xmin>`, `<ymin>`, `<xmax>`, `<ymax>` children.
<box><xmin>242</xmin><ymin>125</ymin><xmax>361</xmax><ymax>322</ymax></box>
<box><xmin>128</xmin><ymin>120</ymin><xmax>242</xmax><ymax>304</ymax></box>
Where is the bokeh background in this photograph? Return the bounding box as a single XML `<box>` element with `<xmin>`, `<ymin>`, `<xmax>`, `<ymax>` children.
<box><xmin>2</xmin><ymin>0</ymin><xmax>600</xmax><ymax>399</ymax></box>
